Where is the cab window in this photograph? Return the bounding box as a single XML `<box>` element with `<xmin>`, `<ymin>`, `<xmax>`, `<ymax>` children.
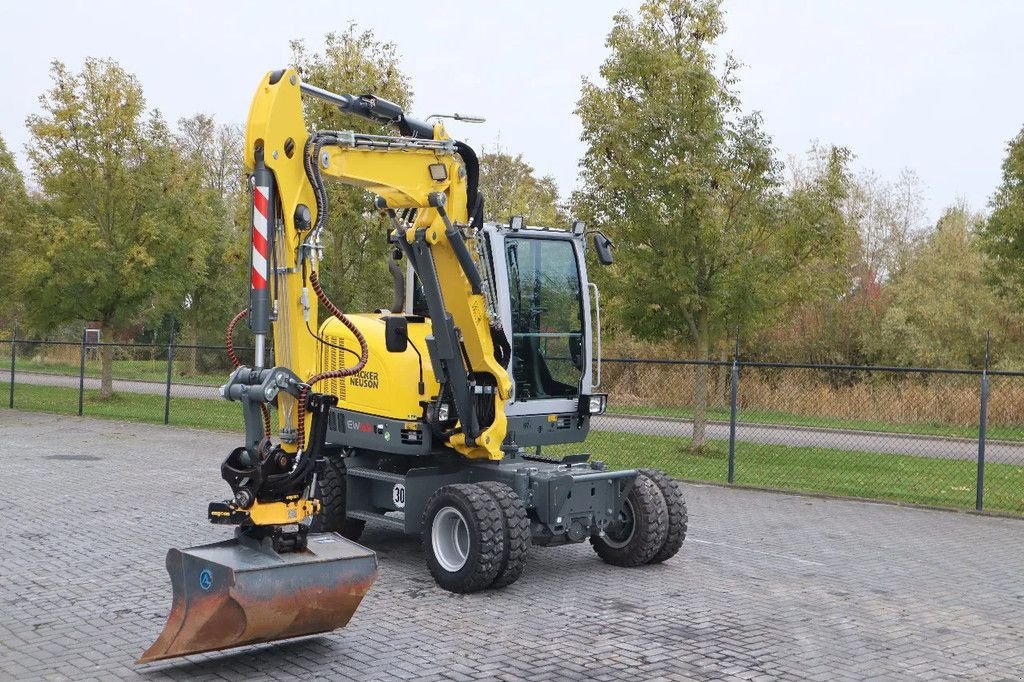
<box><xmin>505</xmin><ymin>237</ymin><xmax>584</xmax><ymax>400</ymax></box>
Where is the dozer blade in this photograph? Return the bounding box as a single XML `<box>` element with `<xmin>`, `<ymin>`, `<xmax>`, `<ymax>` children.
<box><xmin>139</xmin><ymin>533</ymin><xmax>377</xmax><ymax>664</ymax></box>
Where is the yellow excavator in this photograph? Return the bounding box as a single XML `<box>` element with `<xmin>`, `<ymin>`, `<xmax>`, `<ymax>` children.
<box><xmin>139</xmin><ymin>69</ymin><xmax>687</xmax><ymax>663</ymax></box>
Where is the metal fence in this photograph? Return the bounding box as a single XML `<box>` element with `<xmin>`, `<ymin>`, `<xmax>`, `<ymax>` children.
<box><xmin>2</xmin><ymin>327</ymin><xmax>1022</xmax><ymax>516</ymax></box>
<box><xmin>584</xmin><ymin>356</ymin><xmax>1024</xmax><ymax>516</ymax></box>
<box><xmin>0</xmin><ymin>328</ymin><xmax>247</xmax><ymax>432</ymax></box>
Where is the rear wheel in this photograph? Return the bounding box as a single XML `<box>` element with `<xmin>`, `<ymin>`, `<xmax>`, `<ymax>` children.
<box><xmin>591</xmin><ymin>473</ymin><xmax>668</xmax><ymax>567</ymax></box>
<box><xmin>308</xmin><ymin>456</ymin><xmax>365</xmax><ymax>541</ymax></box>
<box><xmin>477</xmin><ymin>481</ymin><xmax>531</xmax><ymax>589</ymax></box>
<box><xmin>639</xmin><ymin>468</ymin><xmax>688</xmax><ymax>564</ymax></box>
<box><xmin>422</xmin><ymin>484</ymin><xmax>505</xmax><ymax>593</ymax></box>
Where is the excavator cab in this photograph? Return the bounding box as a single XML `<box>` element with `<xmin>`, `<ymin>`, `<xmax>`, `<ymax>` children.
<box><xmin>504</xmin><ymin>230</ymin><xmax>588</xmax><ymax>401</ymax></box>
<box><xmin>484</xmin><ymin>219</ymin><xmax>608</xmax><ymax>446</ymax></box>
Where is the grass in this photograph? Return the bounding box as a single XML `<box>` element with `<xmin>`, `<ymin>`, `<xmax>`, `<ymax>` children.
<box><xmin>12</xmin><ymin>358</ymin><xmax>226</xmax><ymax>386</ymax></box>
<box><xmin>1</xmin><ymin>381</ymin><xmax>240</xmax><ymax>431</ymax></box>
<box><xmin>4</xmin><ymin>379</ymin><xmax>1022</xmax><ymax>516</ymax></box>
<box><xmin>550</xmin><ymin>432</ymin><xmax>1024</xmax><ymax>516</ymax></box>
<box><xmin>608</xmin><ymin>404</ymin><xmax>1024</xmax><ymax>442</ymax></box>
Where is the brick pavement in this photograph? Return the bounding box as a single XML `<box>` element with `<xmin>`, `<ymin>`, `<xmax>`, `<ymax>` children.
<box><xmin>1</xmin><ymin>409</ymin><xmax>1022</xmax><ymax>681</ymax></box>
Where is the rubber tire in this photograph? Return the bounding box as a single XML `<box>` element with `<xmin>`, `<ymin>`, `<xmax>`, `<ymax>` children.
<box><xmin>308</xmin><ymin>456</ymin><xmax>366</xmax><ymax>541</ymax></box>
<box><xmin>422</xmin><ymin>483</ymin><xmax>504</xmax><ymax>593</ymax></box>
<box><xmin>477</xmin><ymin>481</ymin><xmax>531</xmax><ymax>589</ymax></box>
<box><xmin>638</xmin><ymin>468</ymin><xmax>688</xmax><ymax>564</ymax></box>
<box><xmin>590</xmin><ymin>472</ymin><xmax>668</xmax><ymax>567</ymax></box>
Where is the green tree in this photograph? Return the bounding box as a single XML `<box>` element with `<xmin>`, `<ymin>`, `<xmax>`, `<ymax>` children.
<box><xmin>749</xmin><ymin>146</ymin><xmax>863</xmax><ymax>365</ymax></box>
<box><xmin>290</xmin><ymin>26</ymin><xmax>413</xmax><ymax>312</ymax></box>
<box><xmin>174</xmin><ymin>114</ymin><xmax>247</xmax><ymax>372</ymax></box>
<box><xmin>0</xmin><ymin>134</ymin><xmax>29</xmax><ymax>319</ymax></box>
<box><xmin>978</xmin><ymin>125</ymin><xmax>1024</xmax><ymax>302</ymax></box>
<box><xmin>755</xmin><ymin>162</ymin><xmax>931</xmax><ymax>366</ymax></box>
<box><xmin>479</xmin><ymin>148</ymin><xmax>566</xmax><ymax>226</ymax></box>
<box><xmin>775</xmin><ymin>144</ymin><xmax>857</xmax><ymax>309</ymax></box>
<box><xmin>573</xmin><ymin>0</ymin><xmax>849</xmax><ymax>449</ymax></box>
<box><xmin>871</xmin><ymin>204</ymin><xmax>997</xmax><ymax>367</ymax></box>
<box><xmin>21</xmin><ymin>58</ymin><xmax>218</xmax><ymax>396</ymax></box>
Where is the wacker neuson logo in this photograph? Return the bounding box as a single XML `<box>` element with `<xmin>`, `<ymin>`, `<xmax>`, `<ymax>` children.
<box><xmin>349</xmin><ymin>370</ymin><xmax>380</xmax><ymax>389</ymax></box>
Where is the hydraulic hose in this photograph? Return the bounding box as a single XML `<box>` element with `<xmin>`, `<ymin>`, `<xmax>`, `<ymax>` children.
<box><xmin>225</xmin><ymin>308</ymin><xmax>273</xmax><ymax>438</ymax></box>
<box><xmin>296</xmin><ymin>270</ymin><xmax>369</xmax><ymax>449</ymax></box>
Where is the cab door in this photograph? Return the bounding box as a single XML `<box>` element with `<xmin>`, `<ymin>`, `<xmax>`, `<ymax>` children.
<box><xmin>488</xmin><ymin>227</ymin><xmax>594</xmax><ymax>419</ymax></box>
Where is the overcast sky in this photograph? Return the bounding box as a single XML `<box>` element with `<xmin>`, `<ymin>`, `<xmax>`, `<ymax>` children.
<box><xmin>2</xmin><ymin>0</ymin><xmax>1022</xmax><ymax>222</ymax></box>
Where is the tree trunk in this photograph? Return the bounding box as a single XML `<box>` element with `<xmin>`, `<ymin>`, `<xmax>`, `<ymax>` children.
<box><xmin>184</xmin><ymin>319</ymin><xmax>198</xmax><ymax>376</ymax></box>
<box><xmin>100</xmin><ymin>324</ymin><xmax>113</xmax><ymax>399</ymax></box>
<box><xmin>691</xmin><ymin>309</ymin><xmax>710</xmax><ymax>453</ymax></box>
<box><xmin>716</xmin><ymin>344</ymin><xmax>729</xmax><ymax>406</ymax></box>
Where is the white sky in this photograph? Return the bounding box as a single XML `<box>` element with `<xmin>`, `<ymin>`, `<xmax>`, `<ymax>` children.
<box><xmin>2</xmin><ymin>0</ymin><xmax>1022</xmax><ymax>222</ymax></box>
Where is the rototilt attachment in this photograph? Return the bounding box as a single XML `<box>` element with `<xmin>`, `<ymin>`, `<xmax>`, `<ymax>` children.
<box><xmin>138</xmin><ymin>531</ymin><xmax>377</xmax><ymax>663</ymax></box>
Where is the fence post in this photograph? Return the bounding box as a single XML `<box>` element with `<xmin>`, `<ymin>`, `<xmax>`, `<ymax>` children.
<box><xmin>8</xmin><ymin>321</ymin><xmax>16</xmax><ymax>409</ymax></box>
<box><xmin>976</xmin><ymin>332</ymin><xmax>991</xmax><ymax>511</ymax></box>
<box><xmin>728</xmin><ymin>330</ymin><xmax>739</xmax><ymax>484</ymax></box>
<box><xmin>164</xmin><ymin>325</ymin><xmax>175</xmax><ymax>425</ymax></box>
<box><xmin>78</xmin><ymin>327</ymin><xmax>87</xmax><ymax>416</ymax></box>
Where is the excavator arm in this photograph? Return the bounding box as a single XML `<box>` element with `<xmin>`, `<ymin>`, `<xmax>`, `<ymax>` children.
<box><xmin>141</xmin><ymin>69</ymin><xmax>514</xmax><ymax>664</ymax></box>
<box><xmin>244</xmin><ymin>68</ymin><xmax>511</xmax><ymax>461</ymax></box>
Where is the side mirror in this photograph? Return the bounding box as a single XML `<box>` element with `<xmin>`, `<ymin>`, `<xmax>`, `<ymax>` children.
<box><xmin>593</xmin><ymin>232</ymin><xmax>614</xmax><ymax>266</ymax></box>
<box><xmin>384</xmin><ymin>316</ymin><xmax>409</xmax><ymax>353</ymax></box>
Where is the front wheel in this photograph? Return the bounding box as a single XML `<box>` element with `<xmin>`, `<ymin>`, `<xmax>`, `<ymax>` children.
<box><xmin>307</xmin><ymin>456</ymin><xmax>366</xmax><ymax>541</ymax></box>
<box><xmin>477</xmin><ymin>481</ymin><xmax>531</xmax><ymax>589</ymax></box>
<box><xmin>639</xmin><ymin>468</ymin><xmax>687</xmax><ymax>564</ymax></box>
<box><xmin>591</xmin><ymin>473</ymin><xmax>668</xmax><ymax>567</ymax></box>
<box><xmin>422</xmin><ymin>483</ymin><xmax>505</xmax><ymax>593</ymax></box>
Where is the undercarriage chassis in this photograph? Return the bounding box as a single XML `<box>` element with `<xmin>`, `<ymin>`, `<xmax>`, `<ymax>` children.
<box><xmin>341</xmin><ymin>450</ymin><xmax>636</xmax><ymax>545</ymax></box>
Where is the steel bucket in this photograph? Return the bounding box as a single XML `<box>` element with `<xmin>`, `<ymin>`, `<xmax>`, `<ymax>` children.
<box><xmin>139</xmin><ymin>532</ymin><xmax>377</xmax><ymax>663</ymax></box>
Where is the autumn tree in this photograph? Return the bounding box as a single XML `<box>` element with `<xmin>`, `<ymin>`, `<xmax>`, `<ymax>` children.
<box><xmin>173</xmin><ymin>114</ymin><xmax>247</xmax><ymax>372</ymax></box>
<box><xmin>978</xmin><ymin>125</ymin><xmax>1024</xmax><ymax>304</ymax></box>
<box><xmin>479</xmin><ymin>148</ymin><xmax>565</xmax><ymax>226</ymax></box>
<box><xmin>845</xmin><ymin>168</ymin><xmax>928</xmax><ymax>283</ymax></box>
<box><xmin>774</xmin><ymin>145</ymin><xmax>857</xmax><ymax>314</ymax></box>
<box><xmin>0</xmin><ymin>134</ymin><xmax>29</xmax><ymax>318</ymax></box>
<box><xmin>573</xmin><ymin>0</ymin><xmax>850</xmax><ymax>450</ymax></box>
<box><xmin>290</xmin><ymin>26</ymin><xmax>413</xmax><ymax>312</ymax></box>
<box><xmin>871</xmin><ymin>204</ymin><xmax>997</xmax><ymax>367</ymax></box>
<box><xmin>21</xmin><ymin>58</ymin><xmax>218</xmax><ymax>396</ymax></box>
<box><xmin>177</xmin><ymin>115</ymin><xmax>244</xmax><ymax>199</ymax></box>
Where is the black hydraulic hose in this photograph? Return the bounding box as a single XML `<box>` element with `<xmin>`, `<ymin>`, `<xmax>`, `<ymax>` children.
<box><xmin>303</xmin><ymin>133</ymin><xmax>333</xmax><ymax>235</ymax></box>
<box><xmin>454</xmin><ymin>141</ymin><xmax>481</xmax><ymax>225</ymax></box>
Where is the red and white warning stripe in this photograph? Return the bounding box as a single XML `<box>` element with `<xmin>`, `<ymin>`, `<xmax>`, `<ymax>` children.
<box><xmin>252</xmin><ymin>185</ymin><xmax>270</xmax><ymax>290</ymax></box>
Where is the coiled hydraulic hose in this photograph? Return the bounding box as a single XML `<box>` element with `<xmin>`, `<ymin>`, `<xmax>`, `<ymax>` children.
<box><xmin>225</xmin><ymin>308</ymin><xmax>273</xmax><ymax>438</ymax></box>
<box><xmin>296</xmin><ymin>269</ymin><xmax>369</xmax><ymax>450</ymax></box>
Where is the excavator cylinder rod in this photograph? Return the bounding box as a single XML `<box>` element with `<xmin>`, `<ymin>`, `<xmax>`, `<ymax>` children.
<box><xmin>139</xmin><ymin>533</ymin><xmax>377</xmax><ymax>664</ymax></box>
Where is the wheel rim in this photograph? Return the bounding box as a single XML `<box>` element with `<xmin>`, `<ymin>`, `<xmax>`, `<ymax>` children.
<box><xmin>604</xmin><ymin>497</ymin><xmax>636</xmax><ymax>548</ymax></box>
<box><xmin>431</xmin><ymin>506</ymin><xmax>471</xmax><ymax>572</ymax></box>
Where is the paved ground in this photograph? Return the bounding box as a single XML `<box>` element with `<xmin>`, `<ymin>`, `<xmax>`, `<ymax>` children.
<box><xmin>6</xmin><ymin>370</ymin><xmax>1019</xmax><ymax>462</ymax></box>
<box><xmin>2</xmin><ymin>410</ymin><xmax>1023</xmax><ymax>681</ymax></box>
